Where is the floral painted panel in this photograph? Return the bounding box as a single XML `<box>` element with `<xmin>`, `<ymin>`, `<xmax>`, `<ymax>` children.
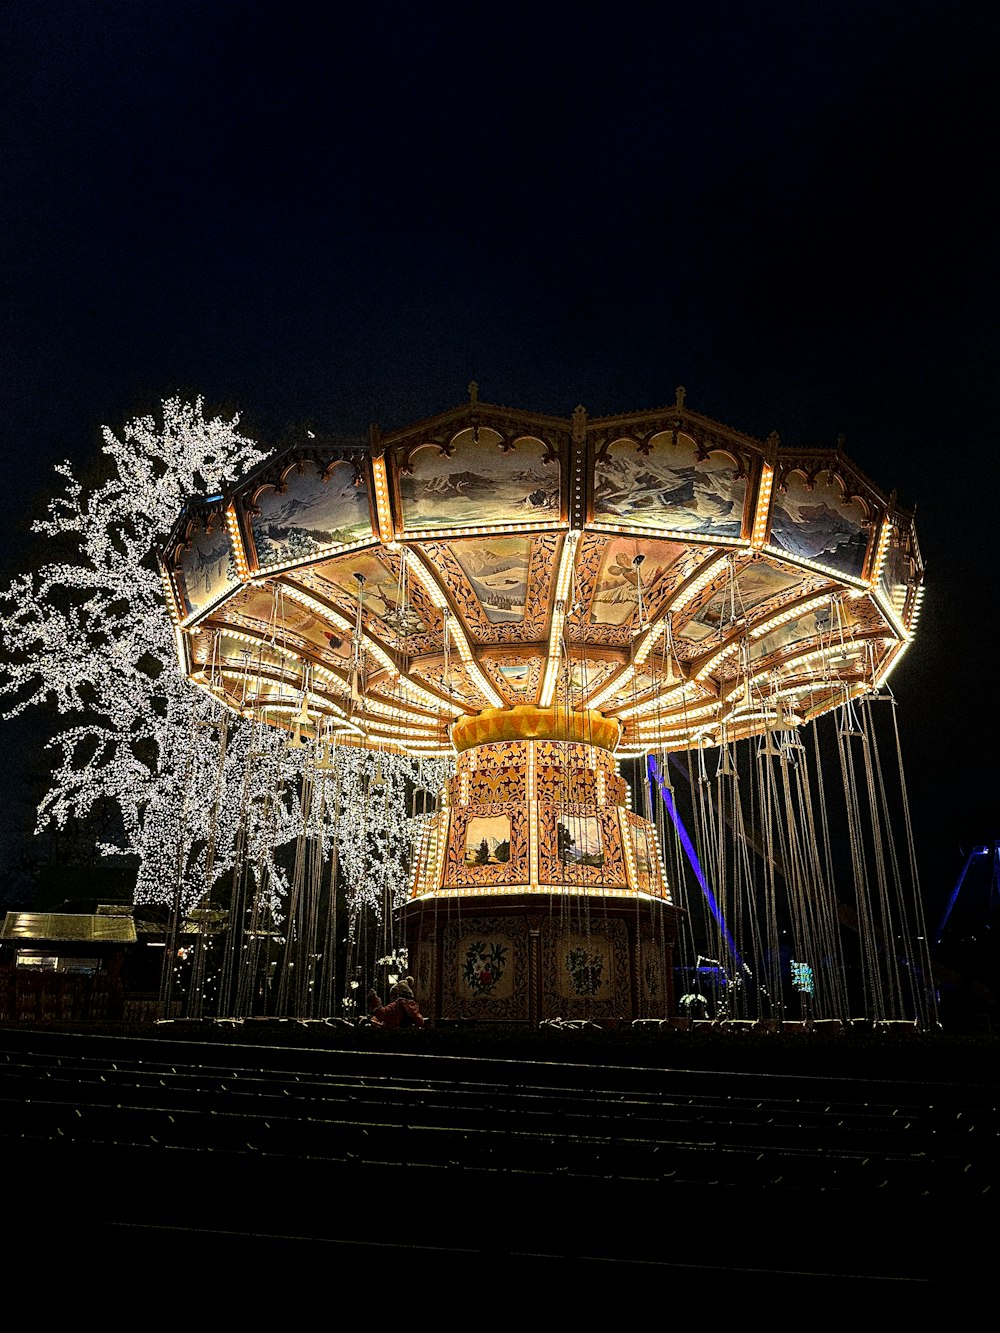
<box><xmin>458</xmin><ymin>934</ymin><xmax>515</xmax><ymax>1000</ymax></box>
<box><xmin>563</xmin><ymin>939</ymin><xmax>612</xmax><ymax>998</ymax></box>
<box><xmin>446</xmin><ymin>917</ymin><xmax>529</xmax><ymax>1018</ymax></box>
<box><xmin>541</xmin><ymin>920</ymin><xmax>629</xmax><ymax>1019</ymax></box>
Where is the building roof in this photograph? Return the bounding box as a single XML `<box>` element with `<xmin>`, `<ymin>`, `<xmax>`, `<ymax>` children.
<box><xmin>0</xmin><ymin>912</ymin><xmax>137</xmax><ymax>944</ymax></box>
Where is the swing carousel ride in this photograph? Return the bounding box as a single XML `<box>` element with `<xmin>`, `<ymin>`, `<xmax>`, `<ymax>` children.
<box><xmin>161</xmin><ymin>388</ymin><xmax>932</xmax><ymax>1025</ymax></box>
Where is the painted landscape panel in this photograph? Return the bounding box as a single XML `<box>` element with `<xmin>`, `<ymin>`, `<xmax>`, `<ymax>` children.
<box><xmin>316</xmin><ymin>552</ymin><xmax>428</xmax><ymax>637</ymax></box>
<box><xmin>769</xmin><ymin>472</ymin><xmax>868</xmax><ymax>577</ymax></box>
<box><xmin>177</xmin><ymin>517</ymin><xmax>233</xmax><ymax>615</ymax></box>
<box><xmin>252</xmin><ymin>462</ymin><xmax>371</xmax><ymax>568</ymax></box>
<box><xmin>400</xmin><ymin>430</ymin><xmax>560</xmax><ymax>530</ymax></box>
<box><xmin>557</xmin><ymin>813</ymin><xmax>604</xmax><ymax>868</ymax></box>
<box><xmin>590</xmin><ymin>536</ymin><xmax>688</xmax><ymax>626</ymax></box>
<box><xmin>754</xmin><ymin>597</ymin><xmax>860</xmax><ymax>662</ymax></box>
<box><xmin>497</xmin><ymin>661</ymin><xmax>534</xmax><ymax>691</ymax></box>
<box><xmin>594</xmin><ymin>432</ymin><xmax>746</xmax><ymax>538</ymax></box>
<box><xmin>676</xmin><ymin>561</ymin><xmax>801</xmax><ymax>644</ymax></box>
<box><xmin>229</xmin><ymin>585</ymin><xmax>349</xmax><ymax>660</ymax></box>
<box><xmin>449</xmin><ymin>536</ymin><xmax>532</xmax><ymax>623</ymax></box>
<box><xmin>464</xmin><ymin>814</ymin><xmax>512</xmax><ymax>866</ymax></box>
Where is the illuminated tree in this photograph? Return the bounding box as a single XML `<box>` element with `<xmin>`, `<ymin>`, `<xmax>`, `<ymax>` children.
<box><xmin>0</xmin><ymin>398</ymin><xmax>280</xmax><ymax>908</ymax></box>
<box><xmin>0</xmin><ymin>395</ymin><xmax>452</xmax><ymax>952</ymax></box>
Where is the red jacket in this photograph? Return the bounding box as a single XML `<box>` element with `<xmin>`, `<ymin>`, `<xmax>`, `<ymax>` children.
<box><xmin>368</xmin><ymin>991</ymin><xmax>425</xmax><ymax>1028</ymax></box>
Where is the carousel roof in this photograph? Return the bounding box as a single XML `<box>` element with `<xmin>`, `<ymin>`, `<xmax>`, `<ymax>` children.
<box><xmin>160</xmin><ymin>389</ymin><xmax>923</xmax><ymax>755</ymax></box>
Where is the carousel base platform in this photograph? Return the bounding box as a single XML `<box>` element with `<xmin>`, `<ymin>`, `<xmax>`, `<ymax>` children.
<box><xmin>403</xmin><ymin>894</ymin><xmax>683</xmax><ymax>1023</ymax></box>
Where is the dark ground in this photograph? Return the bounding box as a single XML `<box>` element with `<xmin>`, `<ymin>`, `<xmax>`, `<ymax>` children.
<box><xmin>8</xmin><ymin>1014</ymin><xmax>1000</xmax><ymax>1085</ymax></box>
<box><xmin>2</xmin><ymin>1018</ymin><xmax>996</xmax><ymax>1298</ymax></box>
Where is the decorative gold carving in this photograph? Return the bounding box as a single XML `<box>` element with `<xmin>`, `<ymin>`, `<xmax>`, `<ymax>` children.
<box><xmin>444</xmin><ymin>802</ymin><xmax>530</xmax><ymax>888</ymax></box>
<box><xmin>451</xmin><ymin>705</ymin><xmax>621</xmax><ymax>753</ymax></box>
<box><xmin>537</xmin><ymin>803</ymin><xmax>626</xmax><ymax>889</ymax></box>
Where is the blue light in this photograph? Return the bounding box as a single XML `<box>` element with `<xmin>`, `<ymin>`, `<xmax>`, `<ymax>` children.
<box><xmin>647</xmin><ymin>754</ymin><xmax>744</xmax><ymax>971</ymax></box>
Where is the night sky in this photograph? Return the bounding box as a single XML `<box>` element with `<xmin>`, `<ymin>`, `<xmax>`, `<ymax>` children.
<box><xmin>2</xmin><ymin>2</ymin><xmax>998</xmax><ymax>917</ymax></box>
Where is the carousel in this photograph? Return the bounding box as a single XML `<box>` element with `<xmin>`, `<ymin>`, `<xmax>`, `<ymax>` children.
<box><xmin>160</xmin><ymin>387</ymin><xmax>931</xmax><ymax>1025</ymax></box>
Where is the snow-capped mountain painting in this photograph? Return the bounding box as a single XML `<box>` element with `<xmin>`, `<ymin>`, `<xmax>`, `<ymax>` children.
<box><xmin>754</xmin><ymin>597</ymin><xmax>859</xmax><ymax>661</ymax></box>
<box><xmin>252</xmin><ymin>462</ymin><xmax>371</xmax><ymax>568</ymax></box>
<box><xmin>768</xmin><ymin>474</ymin><xmax>868</xmax><ymax>578</ymax></box>
<box><xmin>557</xmin><ymin>814</ymin><xmax>604</xmax><ymax>868</ymax></box>
<box><xmin>177</xmin><ymin>517</ymin><xmax>233</xmax><ymax>614</ymax></box>
<box><xmin>449</xmin><ymin>537</ymin><xmax>531</xmax><ymax>622</ymax></box>
<box><xmin>594</xmin><ymin>434</ymin><xmax>746</xmax><ymax>538</ymax></box>
<box><xmin>676</xmin><ymin>562</ymin><xmax>801</xmax><ymax>645</ymax></box>
<box><xmin>401</xmin><ymin>430</ymin><xmax>560</xmax><ymax>530</ymax></box>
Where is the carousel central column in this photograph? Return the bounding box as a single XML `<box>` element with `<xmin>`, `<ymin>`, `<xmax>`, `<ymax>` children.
<box><xmin>404</xmin><ymin>705</ymin><xmax>682</xmax><ymax>1023</ymax></box>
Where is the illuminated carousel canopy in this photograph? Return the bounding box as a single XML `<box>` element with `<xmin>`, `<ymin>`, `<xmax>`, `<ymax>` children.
<box><xmin>158</xmin><ymin>390</ymin><xmax>928</xmax><ymax>1024</ymax></box>
<box><xmin>160</xmin><ymin>387</ymin><xmax>923</xmax><ymax>758</ymax></box>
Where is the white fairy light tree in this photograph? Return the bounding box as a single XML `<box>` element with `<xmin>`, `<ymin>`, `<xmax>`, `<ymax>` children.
<box><xmin>0</xmin><ymin>393</ymin><xmax>452</xmax><ymax>996</ymax></box>
<box><xmin>0</xmin><ymin>398</ymin><xmax>287</xmax><ymax>910</ymax></box>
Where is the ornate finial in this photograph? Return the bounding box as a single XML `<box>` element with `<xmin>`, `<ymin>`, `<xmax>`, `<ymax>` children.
<box><xmin>572</xmin><ymin>404</ymin><xmax>587</xmax><ymax>444</ymax></box>
<box><xmin>675</xmin><ymin>385</ymin><xmax>686</xmax><ymax>408</ymax></box>
<box><xmin>468</xmin><ymin>381</ymin><xmax>479</xmax><ymax>406</ymax></box>
<box><xmin>765</xmin><ymin>430</ymin><xmax>780</xmax><ymax>464</ymax></box>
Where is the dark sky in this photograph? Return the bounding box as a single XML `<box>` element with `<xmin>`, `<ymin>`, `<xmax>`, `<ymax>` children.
<box><xmin>1</xmin><ymin>1</ymin><xmax>998</xmax><ymax>911</ymax></box>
